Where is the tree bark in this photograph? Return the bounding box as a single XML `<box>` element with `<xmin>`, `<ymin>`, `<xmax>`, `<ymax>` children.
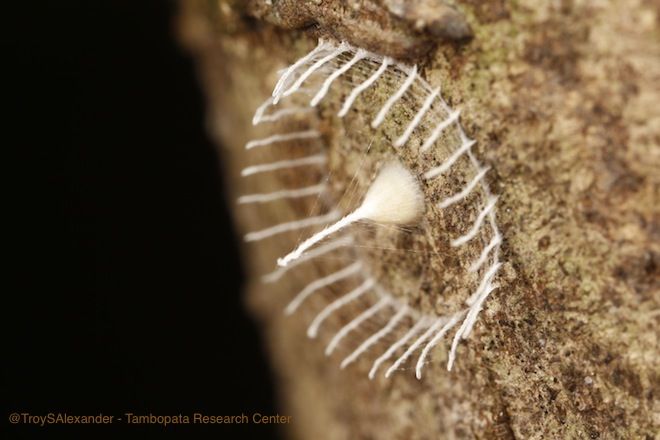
<box><xmin>177</xmin><ymin>1</ymin><xmax>659</xmax><ymax>438</ymax></box>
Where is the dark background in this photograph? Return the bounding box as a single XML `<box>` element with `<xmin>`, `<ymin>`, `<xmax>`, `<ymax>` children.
<box><xmin>5</xmin><ymin>1</ymin><xmax>279</xmax><ymax>438</ymax></box>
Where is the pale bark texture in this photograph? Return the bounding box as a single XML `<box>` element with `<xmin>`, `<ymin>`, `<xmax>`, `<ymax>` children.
<box><xmin>177</xmin><ymin>1</ymin><xmax>659</xmax><ymax>438</ymax></box>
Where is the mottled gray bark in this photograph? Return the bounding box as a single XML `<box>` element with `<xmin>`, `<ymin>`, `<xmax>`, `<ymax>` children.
<box><xmin>178</xmin><ymin>1</ymin><xmax>659</xmax><ymax>438</ymax></box>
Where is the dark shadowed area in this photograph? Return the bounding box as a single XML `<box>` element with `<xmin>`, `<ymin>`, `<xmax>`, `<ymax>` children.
<box><xmin>5</xmin><ymin>1</ymin><xmax>279</xmax><ymax>438</ymax></box>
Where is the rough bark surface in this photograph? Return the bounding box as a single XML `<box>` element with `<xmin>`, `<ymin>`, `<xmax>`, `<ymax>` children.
<box><xmin>177</xmin><ymin>1</ymin><xmax>659</xmax><ymax>438</ymax></box>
